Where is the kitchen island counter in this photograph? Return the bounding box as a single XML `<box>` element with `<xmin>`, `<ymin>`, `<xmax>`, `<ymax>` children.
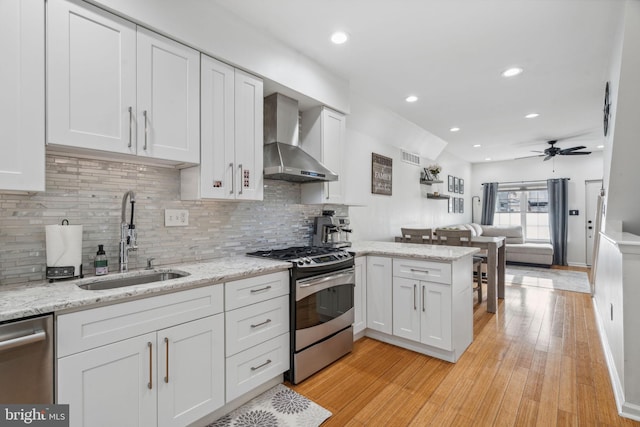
<box><xmin>349</xmin><ymin>240</ymin><xmax>480</xmax><ymax>260</ymax></box>
<box><xmin>0</xmin><ymin>256</ymin><xmax>291</xmax><ymax>322</ymax></box>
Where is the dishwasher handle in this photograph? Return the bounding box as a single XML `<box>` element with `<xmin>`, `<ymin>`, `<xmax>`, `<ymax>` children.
<box><xmin>0</xmin><ymin>329</ymin><xmax>46</xmax><ymax>352</ymax></box>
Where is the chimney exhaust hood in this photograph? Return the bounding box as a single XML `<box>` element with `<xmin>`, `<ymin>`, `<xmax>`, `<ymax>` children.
<box><xmin>263</xmin><ymin>93</ymin><xmax>338</xmax><ymax>182</ymax></box>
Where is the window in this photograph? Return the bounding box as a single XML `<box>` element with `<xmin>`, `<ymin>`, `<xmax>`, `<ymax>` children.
<box><xmin>494</xmin><ymin>187</ymin><xmax>549</xmax><ymax>242</ymax></box>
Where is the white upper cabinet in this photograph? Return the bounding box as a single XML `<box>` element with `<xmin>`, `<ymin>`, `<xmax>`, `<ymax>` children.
<box><xmin>136</xmin><ymin>28</ymin><xmax>200</xmax><ymax>164</ymax></box>
<box><xmin>47</xmin><ymin>0</ymin><xmax>199</xmax><ymax>164</ymax></box>
<box><xmin>181</xmin><ymin>56</ymin><xmax>263</xmax><ymax>201</ymax></box>
<box><xmin>0</xmin><ymin>0</ymin><xmax>45</xmax><ymax>192</ymax></box>
<box><xmin>47</xmin><ymin>0</ymin><xmax>136</xmax><ymax>154</ymax></box>
<box><xmin>300</xmin><ymin>106</ymin><xmax>346</xmax><ymax>204</ymax></box>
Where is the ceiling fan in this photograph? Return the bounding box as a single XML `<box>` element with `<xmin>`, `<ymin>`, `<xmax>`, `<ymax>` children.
<box><xmin>532</xmin><ymin>140</ymin><xmax>592</xmax><ymax>161</ymax></box>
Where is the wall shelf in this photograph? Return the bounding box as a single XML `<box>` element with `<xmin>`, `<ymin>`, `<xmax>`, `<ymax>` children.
<box><xmin>426</xmin><ymin>193</ymin><xmax>449</xmax><ymax>199</ymax></box>
<box><xmin>420</xmin><ymin>179</ymin><xmax>443</xmax><ymax>186</ymax></box>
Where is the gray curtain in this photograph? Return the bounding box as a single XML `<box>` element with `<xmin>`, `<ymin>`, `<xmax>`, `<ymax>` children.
<box><xmin>548</xmin><ymin>178</ymin><xmax>569</xmax><ymax>265</ymax></box>
<box><xmin>480</xmin><ymin>182</ymin><xmax>499</xmax><ymax>225</ymax></box>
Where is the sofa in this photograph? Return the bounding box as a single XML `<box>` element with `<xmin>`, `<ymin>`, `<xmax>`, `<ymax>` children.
<box><xmin>448</xmin><ymin>223</ymin><xmax>554</xmax><ymax>267</ymax></box>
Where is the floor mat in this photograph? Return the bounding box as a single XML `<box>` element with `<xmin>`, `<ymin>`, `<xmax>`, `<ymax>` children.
<box><xmin>506</xmin><ymin>266</ymin><xmax>590</xmax><ymax>293</ymax></box>
<box><xmin>208</xmin><ymin>384</ymin><xmax>331</xmax><ymax>427</ymax></box>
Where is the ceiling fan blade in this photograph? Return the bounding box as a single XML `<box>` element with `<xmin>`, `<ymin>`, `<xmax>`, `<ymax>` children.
<box><xmin>562</xmin><ymin>151</ymin><xmax>591</xmax><ymax>155</ymax></box>
<box><xmin>559</xmin><ymin>145</ymin><xmax>587</xmax><ymax>154</ymax></box>
<box><xmin>530</xmin><ymin>150</ymin><xmax>544</xmax><ymax>153</ymax></box>
<box><xmin>544</xmin><ymin>155</ymin><xmax>553</xmax><ymax>161</ymax></box>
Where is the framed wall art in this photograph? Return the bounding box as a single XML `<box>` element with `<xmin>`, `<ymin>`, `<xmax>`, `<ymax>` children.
<box><xmin>459</xmin><ymin>198</ymin><xmax>464</xmax><ymax>213</ymax></box>
<box><xmin>454</xmin><ymin>177</ymin><xmax>459</xmax><ymax>193</ymax></box>
<box><xmin>371</xmin><ymin>153</ymin><xmax>393</xmax><ymax>195</ymax></box>
<box><xmin>448</xmin><ymin>175</ymin><xmax>454</xmax><ymax>192</ymax></box>
<box><xmin>460</xmin><ymin>179</ymin><xmax>465</xmax><ymax>194</ymax></box>
<box><xmin>448</xmin><ymin>196</ymin><xmax>453</xmax><ymax>213</ymax></box>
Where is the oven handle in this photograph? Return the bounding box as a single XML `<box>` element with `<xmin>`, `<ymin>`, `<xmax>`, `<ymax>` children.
<box><xmin>296</xmin><ymin>268</ymin><xmax>355</xmax><ymax>302</ymax></box>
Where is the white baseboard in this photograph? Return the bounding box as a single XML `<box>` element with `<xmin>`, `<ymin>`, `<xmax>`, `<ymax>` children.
<box><xmin>568</xmin><ymin>261</ymin><xmax>588</xmax><ymax>268</ymax></box>
<box><xmin>592</xmin><ymin>298</ymin><xmax>640</xmax><ymax>422</ymax></box>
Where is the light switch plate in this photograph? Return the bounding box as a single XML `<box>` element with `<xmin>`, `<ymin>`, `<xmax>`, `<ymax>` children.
<box><xmin>165</xmin><ymin>209</ymin><xmax>189</xmax><ymax>226</ymax></box>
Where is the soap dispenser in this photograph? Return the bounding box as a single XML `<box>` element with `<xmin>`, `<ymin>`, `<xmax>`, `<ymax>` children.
<box><xmin>94</xmin><ymin>244</ymin><xmax>108</xmax><ymax>275</ymax></box>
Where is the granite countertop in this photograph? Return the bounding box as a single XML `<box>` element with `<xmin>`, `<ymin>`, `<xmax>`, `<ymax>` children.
<box><xmin>349</xmin><ymin>240</ymin><xmax>480</xmax><ymax>261</ymax></box>
<box><xmin>0</xmin><ymin>256</ymin><xmax>291</xmax><ymax>322</ymax></box>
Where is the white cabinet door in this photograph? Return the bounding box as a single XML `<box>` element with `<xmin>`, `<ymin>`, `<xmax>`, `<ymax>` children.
<box><xmin>392</xmin><ymin>277</ymin><xmax>421</xmax><ymax>341</ymax></box>
<box><xmin>199</xmin><ymin>55</ymin><xmax>235</xmax><ymax>199</ymax></box>
<box><xmin>57</xmin><ymin>333</ymin><xmax>157</xmax><ymax>427</ymax></box>
<box><xmin>47</xmin><ymin>0</ymin><xmax>136</xmax><ymax>154</ymax></box>
<box><xmin>353</xmin><ymin>257</ymin><xmax>367</xmax><ymax>335</ymax></box>
<box><xmin>300</xmin><ymin>106</ymin><xmax>346</xmax><ymax>204</ymax></box>
<box><xmin>420</xmin><ymin>282</ymin><xmax>452</xmax><ymax>350</ymax></box>
<box><xmin>366</xmin><ymin>256</ymin><xmax>392</xmax><ymax>334</ymax></box>
<box><xmin>234</xmin><ymin>69</ymin><xmax>264</xmax><ymax>200</ymax></box>
<box><xmin>0</xmin><ymin>0</ymin><xmax>45</xmax><ymax>192</ymax></box>
<box><xmin>137</xmin><ymin>27</ymin><xmax>200</xmax><ymax>164</ymax></box>
<box><xmin>157</xmin><ymin>315</ymin><xmax>224</xmax><ymax>427</ymax></box>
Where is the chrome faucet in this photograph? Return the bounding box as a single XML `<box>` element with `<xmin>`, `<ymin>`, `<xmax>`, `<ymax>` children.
<box><xmin>119</xmin><ymin>190</ymin><xmax>137</xmax><ymax>272</ymax></box>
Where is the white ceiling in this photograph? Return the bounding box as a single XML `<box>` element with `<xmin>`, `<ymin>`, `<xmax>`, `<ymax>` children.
<box><xmin>213</xmin><ymin>0</ymin><xmax>623</xmax><ymax>163</ymax></box>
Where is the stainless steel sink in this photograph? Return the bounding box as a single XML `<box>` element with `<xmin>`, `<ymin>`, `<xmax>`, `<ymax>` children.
<box><xmin>77</xmin><ymin>271</ymin><xmax>190</xmax><ymax>290</ymax></box>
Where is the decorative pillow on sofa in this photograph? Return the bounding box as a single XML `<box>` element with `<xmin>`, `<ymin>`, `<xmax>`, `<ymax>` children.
<box><xmin>469</xmin><ymin>223</ymin><xmax>483</xmax><ymax>236</ymax></box>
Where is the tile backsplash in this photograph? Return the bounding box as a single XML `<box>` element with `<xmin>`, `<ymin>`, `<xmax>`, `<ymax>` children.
<box><xmin>0</xmin><ymin>153</ymin><xmax>346</xmax><ymax>285</ymax></box>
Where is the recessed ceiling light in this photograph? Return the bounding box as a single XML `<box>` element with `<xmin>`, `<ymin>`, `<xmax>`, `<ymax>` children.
<box><xmin>485</xmin><ymin>157</ymin><xmax>492</xmax><ymax>161</ymax></box>
<box><xmin>597</xmin><ymin>145</ymin><xmax>604</xmax><ymax>149</ymax></box>
<box><xmin>330</xmin><ymin>31</ymin><xmax>349</xmax><ymax>44</ymax></box>
<box><xmin>449</xmin><ymin>127</ymin><xmax>460</xmax><ymax>132</ymax></box>
<box><xmin>405</xmin><ymin>95</ymin><xmax>418</xmax><ymax>103</ymax></box>
<box><xmin>473</xmin><ymin>144</ymin><xmax>481</xmax><ymax>148</ymax></box>
<box><xmin>525</xmin><ymin>113</ymin><xmax>539</xmax><ymax>119</ymax></box>
<box><xmin>502</xmin><ymin>67</ymin><xmax>523</xmax><ymax>77</ymax></box>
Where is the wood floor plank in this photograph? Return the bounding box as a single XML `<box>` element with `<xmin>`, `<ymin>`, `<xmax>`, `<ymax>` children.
<box><xmin>287</xmin><ymin>269</ymin><xmax>640</xmax><ymax>427</ymax></box>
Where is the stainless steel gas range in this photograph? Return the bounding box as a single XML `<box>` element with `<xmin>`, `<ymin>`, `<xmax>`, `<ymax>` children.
<box><xmin>246</xmin><ymin>246</ymin><xmax>355</xmax><ymax>384</ymax></box>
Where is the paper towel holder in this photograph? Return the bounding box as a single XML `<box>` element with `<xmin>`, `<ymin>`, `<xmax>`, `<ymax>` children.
<box><xmin>46</xmin><ymin>219</ymin><xmax>84</xmax><ymax>282</ymax></box>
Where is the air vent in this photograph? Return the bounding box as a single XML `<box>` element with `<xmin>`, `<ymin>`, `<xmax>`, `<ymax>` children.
<box><xmin>401</xmin><ymin>150</ymin><xmax>421</xmax><ymax>166</ymax></box>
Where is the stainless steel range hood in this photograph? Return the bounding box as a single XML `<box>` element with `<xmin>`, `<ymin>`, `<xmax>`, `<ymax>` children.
<box><xmin>263</xmin><ymin>93</ymin><xmax>338</xmax><ymax>182</ymax></box>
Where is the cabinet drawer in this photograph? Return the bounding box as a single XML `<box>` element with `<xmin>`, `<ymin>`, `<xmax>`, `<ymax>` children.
<box><xmin>57</xmin><ymin>285</ymin><xmax>223</xmax><ymax>357</ymax></box>
<box><xmin>226</xmin><ymin>333</ymin><xmax>289</xmax><ymax>402</ymax></box>
<box><xmin>225</xmin><ymin>295</ymin><xmax>289</xmax><ymax>356</ymax></box>
<box><xmin>225</xmin><ymin>271</ymin><xmax>289</xmax><ymax>310</ymax></box>
<box><xmin>393</xmin><ymin>258</ymin><xmax>451</xmax><ymax>284</ymax></box>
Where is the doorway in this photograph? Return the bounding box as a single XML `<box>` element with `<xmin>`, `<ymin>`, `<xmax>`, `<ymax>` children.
<box><xmin>585</xmin><ymin>180</ymin><xmax>603</xmax><ymax>266</ymax></box>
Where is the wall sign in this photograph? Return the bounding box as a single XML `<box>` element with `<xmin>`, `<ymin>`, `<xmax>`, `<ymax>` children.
<box><xmin>371</xmin><ymin>153</ymin><xmax>393</xmax><ymax>195</ymax></box>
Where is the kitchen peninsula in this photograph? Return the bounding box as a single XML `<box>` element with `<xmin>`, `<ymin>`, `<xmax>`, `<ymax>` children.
<box><xmin>349</xmin><ymin>241</ymin><xmax>480</xmax><ymax>363</ymax></box>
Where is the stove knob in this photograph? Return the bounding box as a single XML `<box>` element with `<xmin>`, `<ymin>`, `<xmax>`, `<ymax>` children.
<box><xmin>297</xmin><ymin>260</ymin><xmax>304</xmax><ymax>266</ymax></box>
<box><xmin>304</xmin><ymin>257</ymin><xmax>312</xmax><ymax>264</ymax></box>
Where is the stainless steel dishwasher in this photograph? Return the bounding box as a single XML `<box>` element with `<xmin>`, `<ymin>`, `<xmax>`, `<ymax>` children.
<box><xmin>0</xmin><ymin>314</ymin><xmax>54</xmax><ymax>403</ymax></box>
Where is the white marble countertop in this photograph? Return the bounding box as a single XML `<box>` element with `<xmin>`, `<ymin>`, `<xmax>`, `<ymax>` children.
<box><xmin>0</xmin><ymin>242</ymin><xmax>480</xmax><ymax>323</ymax></box>
<box><xmin>349</xmin><ymin>240</ymin><xmax>480</xmax><ymax>261</ymax></box>
<box><xmin>0</xmin><ymin>256</ymin><xmax>291</xmax><ymax>322</ymax></box>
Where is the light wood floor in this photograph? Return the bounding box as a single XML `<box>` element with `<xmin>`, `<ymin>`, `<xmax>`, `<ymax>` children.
<box><xmin>288</xmin><ymin>268</ymin><xmax>640</xmax><ymax>426</ymax></box>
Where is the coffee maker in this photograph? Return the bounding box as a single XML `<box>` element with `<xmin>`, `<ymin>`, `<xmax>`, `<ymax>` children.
<box><xmin>312</xmin><ymin>210</ymin><xmax>352</xmax><ymax>248</ymax></box>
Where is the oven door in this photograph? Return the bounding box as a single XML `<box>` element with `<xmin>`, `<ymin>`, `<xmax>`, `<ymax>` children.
<box><xmin>295</xmin><ymin>267</ymin><xmax>355</xmax><ymax>351</ymax></box>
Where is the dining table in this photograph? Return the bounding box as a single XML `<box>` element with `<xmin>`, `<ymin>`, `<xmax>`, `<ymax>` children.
<box><xmin>395</xmin><ymin>234</ymin><xmax>506</xmax><ymax>313</ymax></box>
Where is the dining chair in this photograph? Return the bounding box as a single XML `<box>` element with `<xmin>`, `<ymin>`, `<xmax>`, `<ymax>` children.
<box><xmin>435</xmin><ymin>229</ymin><xmax>484</xmax><ymax>303</ymax></box>
<box><xmin>400</xmin><ymin>228</ymin><xmax>433</xmax><ymax>244</ymax></box>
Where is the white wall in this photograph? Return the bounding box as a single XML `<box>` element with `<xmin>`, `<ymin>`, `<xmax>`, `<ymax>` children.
<box><xmin>471</xmin><ymin>152</ymin><xmax>604</xmax><ymax>266</ymax></box>
<box><xmin>343</xmin><ymin>96</ymin><xmax>471</xmax><ymax>242</ymax></box>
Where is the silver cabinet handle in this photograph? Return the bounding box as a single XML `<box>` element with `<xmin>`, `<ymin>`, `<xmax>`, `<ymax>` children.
<box><xmin>147</xmin><ymin>342</ymin><xmax>153</xmax><ymax>389</ymax></box>
<box><xmin>422</xmin><ymin>285</ymin><xmax>426</xmax><ymax>312</ymax></box>
<box><xmin>164</xmin><ymin>337</ymin><xmax>169</xmax><ymax>383</ymax></box>
<box><xmin>250</xmin><ymin>318</ymin><xmax>271</xmax><ymax>328</ymax></box>
<box><xmin>128</xmin><ymin>107</ymin><xmax>133</xmax><ymax>148</ymax></box>
<box><xmin>326</xmin><ymin>182</ymin><xmax>330</xmax><ymax>200</ymax></box>
<box><xmin>143</xmin><ymin>110</ymin><xmax>148</xmax><ymax>150</ymax></box>
<box><xmin>250</xmin><ymin>285</ymin><xmax>272</xmax><ymax>293</ymax></box>
<box><xmin>413</xmin><ymin>284</ymin><xmax>417</xmax><ymax>310</ymax></box>
<box><xmin>238</xmin><ymin>163</ymin><xmax>243</xmax><ymax>195</ymax></box>
<box><xmin>251</xmin><ymin>359</ymin><xmax>272</xmax><ymax>371</ymax></box>
<box><xmin>410</xmin><ymin>268</ymin><xmax>430</xmax><ymax>274</ymax></box>
<box><xmin>0</xmin><ymin>330</ymin><xmax>45</xmax><ymax>352</ymax></box>
<box><xmin>229</xmin><ymin>163</ymin><xmax>234</xmax><ymax>195</ymax></box>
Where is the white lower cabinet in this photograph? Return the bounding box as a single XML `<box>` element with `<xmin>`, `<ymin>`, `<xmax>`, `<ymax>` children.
<box><xmin>57</xmin><ymin>285</ymin><xmax>225</xmax><ymax>427</ymax></box>
<box><xmin>353</xmin><ymin>256</ymin><xmax>367</xmax><ymax>335</ymax></box>
<box><xmin>366</xmin><ymin>256</ymin><xmax>392</xmax><ymax>334</ymax></box>
<box><xmin>224</xmin><ymin>272</ymin><xmax>290</xmax><ymax>402</ymax></box>
<box><xmin>392</xmin><ymin>277</ymin><xmax>452</xmax><ymax>350</ymax></box>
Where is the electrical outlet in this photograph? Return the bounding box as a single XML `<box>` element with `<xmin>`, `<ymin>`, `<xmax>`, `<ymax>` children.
<box><xmin>165</xmin><ymin>209</ymin><xmax>189</xmax><ymax>227</ymax></box>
